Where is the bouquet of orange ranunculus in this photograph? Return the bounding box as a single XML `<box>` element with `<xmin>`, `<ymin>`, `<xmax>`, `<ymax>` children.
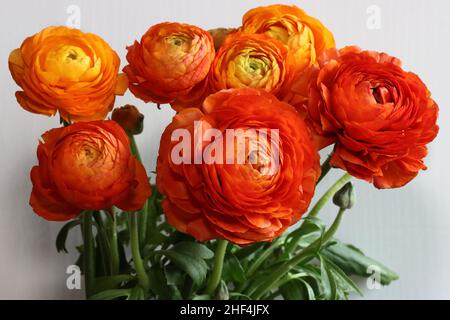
<box><xmin>9</xmin><ymin>4</ymin><xmax>438</xmax><ymax>300</ymax></box>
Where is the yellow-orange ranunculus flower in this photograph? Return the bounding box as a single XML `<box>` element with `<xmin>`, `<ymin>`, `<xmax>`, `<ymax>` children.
<box><xmin>124</xmin><ymin>22</ymin><xmax>215</xmax><ymax>105</ymax></box>
<box><xmin>209</xmin><ymin>32</ymin><xmax>291</xmax><ymax>96</ymax></box>
<box><xmin>241</xmin><ymin>4</ymin><xmax>335</xmax><ymax>107</ymax></box>
<box><xmin>9</xmin><ymin>26</ymin><xmax>128</xmax><ymax>122</ymax></box>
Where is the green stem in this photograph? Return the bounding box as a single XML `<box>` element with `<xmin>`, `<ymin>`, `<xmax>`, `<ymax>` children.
<box><xmin>247</xmin><ymin>237</ymin><xmax>284</xmax><ymax>278</ymax></box>
<box><xmin>139</xmin><ymin>199</ymin><xmax>149</xmax><ymax>249</ymax></box>
<box><xmin>93</xmin><ymin>212</ymin><xmax>110</xmax><ymax>276</ymax></box>
<box><xmin>309</xmin><ymin>173</ymin><xmax>351</xmax><ymax>218</ymax></box>
<box><xmin>110</xmin><ymin>209</ymin><xmax>120</xmax><ymax>275</ymax></box>
<box><xmin>317</xmin><ymin>155</ymin><xmax>332</xmax><ymax>184</ymax></box>
<box><xmin>129</xmin><ymin>135</ymin><xmax>142</xmax><ymax>162</ymax></box>
<box><xmin>284</xmin><ymin>173</ymin><xmax>351</xmax><ymax>256</ymax></box>
<box><xmin>205</xmin><ymin>239</ymin><xmax>228</xmax><ymax>295</ymax></box>
<box><xmin>130</xmin><ymin>211</ymin><xmax>150</xmax><ymax>291</ymax></box>
<box><xmin>82</xmin><ymin>211</ymin><xmax>95</xmax><ymax>298</ymax></box>
<box><xmin>252</xmin><ymin>208</ymin><xmax>346</xmax><ymax>299</ymax></box>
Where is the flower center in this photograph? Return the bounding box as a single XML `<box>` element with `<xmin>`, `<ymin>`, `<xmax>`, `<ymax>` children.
<box><xmin>44</xmin><ymin>45</ymin><xmax>91</xmax><ymax>82</ymax></box>
<box><xmin>371</xmin><ymin>86</ymin><xmax>394</xmax><ymax>104</ymax></box>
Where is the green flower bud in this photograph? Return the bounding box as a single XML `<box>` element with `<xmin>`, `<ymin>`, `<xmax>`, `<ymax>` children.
<box><xmin>333</xmin><ymin>182</ymin><xmax>355</xmax><ymax>210</ymax></box>
<box><xmin>214</xmin><ymin>280</ymin><xmax>229</xmax><ymax>300</ymax></box>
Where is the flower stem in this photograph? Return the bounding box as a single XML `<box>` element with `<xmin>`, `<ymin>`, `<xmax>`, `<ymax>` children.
<box><xmin>82</xmin><ymin>211</ymin><xmax>95</xmax><ymax>298</ymax></box>
<box><xmin>110</xmin><ymin>209</ymin><xmax>120</xmax><ymax>275</ymax></box>
<box><xmin>284</xmin><ymin>173</ymin><xmax>351</xmax><ymax>256</ymax></box>
<box><xmin>252</xmin><ymin>208</ymin><xmax>346</xmax><ymax>299</ymax></box>
<box><xmin>130</xmin><ymin>211</ymin><xmax>150</xmax><ymax>291</ymax></box>
<box><xmin>93</xmin><ymin>212</ymin><xmax>111</xmax><ymax>275</ymax></box>
<box><xmin>309</xmin><ymin>173</ymin><xmax>351</xmax><ymax>218</ymax></box>
<box><xmin>205</xmin><ymin>239</ymin><xmax>228</xmax><ymax>296</ymax></box>
<box><xmin>129</xmin><ymin>135</ymin><xmax>142</xmax><ymax>163</ymax></box>
<box><xmin>317</xmin><ymin>155</ymin><xmax>332</xmax><ymax>184</ymax></box>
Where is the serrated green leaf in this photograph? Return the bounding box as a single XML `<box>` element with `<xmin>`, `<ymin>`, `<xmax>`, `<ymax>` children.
<box><xmin>56</xmin><ymin>220</ymin><xmax>81</xmax><ymax>253</ymax></box>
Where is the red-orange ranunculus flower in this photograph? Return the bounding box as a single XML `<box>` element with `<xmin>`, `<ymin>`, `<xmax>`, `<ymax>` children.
<box><xmin>124</xmin><ymin>22</ymin><xmax>215</xmax><ymax>105</ymax></box>
<box><xmin>209</xmin><ymin>32</ymin><xmax>292</xmax><ymax>96</ymax></box>
<box><xmin>308</xmin><ymin>46</ymin><xmax>439</xmax><ymax>189</ymax></box>
<box><xmin>156</xmin><ymin>88</ymin><xmax>321</xmax><ymax>245</ymax></box>
<box><xmin>30</xmin><ymin>121</ymin><xmax>151</xmax><ymax>221</ymax></box>
<box><xmin>9</xmin><ymin>26</ymin><xmax>128</xmax><ymax>122</ymax></box>
<box><xmin>241</xmin><ymin>4</ymin><xmax>336</xmax><ymax>106</ymax></box>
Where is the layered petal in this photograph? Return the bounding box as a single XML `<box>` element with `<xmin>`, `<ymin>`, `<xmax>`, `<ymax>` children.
<box><xmin>124</xmin><ymin>22</ymin><xmax>215</xmax><ymax>106</ymax></box>
<box><xmin>30</xmin><ymin>121</ymin><xmax>151</xmax><ymax>221</ymax></box>
<box><xmin>8</xmin><ymin>26</ymin><xmax>126</xmax><ymax>122</ymax></box>
<box><xmin>308</xmin><ymin>46</ymin><xmax>439</xmax><ymax>188</ymax></box>
<box><xmin>157</xmin><ymin>88</ymin><xmax>321</xmax><ymax>245</ymax></box>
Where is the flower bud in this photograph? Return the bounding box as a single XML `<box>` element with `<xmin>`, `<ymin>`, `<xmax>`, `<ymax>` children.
<box><xmin>214</xmin><ymin>281</ymin><xmax>229</xmax><ymax>300</ymax></box>
<box><xmin>208</xmin><ymin>28</ymin><xmax>236</xmax><ymax>51</ymax></box>
<box><xmin>333</xmin><ymin>182</ymin><xmax>355</xmax><ymax>210</ymax></box>
<box><xmin>112</xmin><ymin>105</ymin><xmax>144</xmax><ymax>135</ymax></box>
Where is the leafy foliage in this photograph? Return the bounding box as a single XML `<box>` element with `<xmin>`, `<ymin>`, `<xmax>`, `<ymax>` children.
<box><xmin>56</xmin><ymin>186</ymin><xmax>398</xmax><ymax>300</ymax></box>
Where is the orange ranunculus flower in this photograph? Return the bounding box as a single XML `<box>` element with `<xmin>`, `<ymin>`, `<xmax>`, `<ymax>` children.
<box><xmin>241</xmin><ymin>4</ymin><xmax>335</xmax><ymax>107</ymax></box>
<box><xmin>308</xmin><ymin>46</ymin><xmax>439</xmax><ymax>189</ymax></box>
<box><xmin>30</xmin><ymin>121</ymin><xmax>151</xmax><ymax>221</ymax></box>
<box><xmin>209</xmin><ymin>32</ymin><xmax>291</xmax><ymax>96</ymax></box>
<box><xmin>124</xmin><ymin>22</ymin><xmax>215</xmax><ymax>105</ymax></box>
<box><xmin>9</xmin><ymin>26</ymin><xmax>128</xmax><ymax>122</ymax></box>
<box><xmin>156</xmin><ymin>88</ymin><xmax>321</xmax><ymax>245</ymax></box>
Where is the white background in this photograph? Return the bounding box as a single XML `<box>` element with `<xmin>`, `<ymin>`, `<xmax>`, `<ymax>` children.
<box><xmin>0</xmin><ymin>0</ymin><xmax>448</xmax><ymax>299</ymax></box>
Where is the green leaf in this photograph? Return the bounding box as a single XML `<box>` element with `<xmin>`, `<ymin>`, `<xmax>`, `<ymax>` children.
<box><xmin>321</xmin><ymin>255</ymin><xmax>363</xmax><ymax>296</ymax></box>
<box><xmin>322</xmin><ymin>240</ymin><xmax>399</xmax><ymax>285</ymax></box>
<box><xmin>92</xmin><ymin>275</ymin><xmax>135</xmax><ymax>294</ymax></box>
<box><xmin>128</xmin><ymin>287</ymin><xmax>145</xmax><ymax>300</ymax></box>
<box><xmin>164</xmin><ymin>265</ymin><xmax>185</xmax><ymax>287</ymax></box>
<box><xmin>192</xmin><ymin>294</ymin><xmax>211</xmax><ymax>300</ymax></box>
<box><xmin>233</xmin><ymin>242</ymin><xmax>265</xmax><ymax>261</ymax></box>
<box><xmin>223</xmin><ymin>253</ymin><xmax>247</xmax><ymax>284</ymax></box>
<box><xmin>229</xmin><ymin>292</ymin><xmax>252</xmax><ymax>300</ymax></box>
<box><xmin>284</xmin><ymin>217</ymin><xmax>326</xmax><ymax>255</ymax></box>
<box><xmin>56</xmin><ymin>220</ymin><xmax>81</xmax><ymax>253</ymax></box>
<box><xmin>89</xmin><ymin>289</ymin><xmax>131</xmax><ymax>300</ymax></box>
<box><xmin>280</xmin><ymin>280</ymin><xmax>307</xmax><ymax>300</ymax></box>
<box><xmin>171</xmin><ymin>242</ymin><xmax>214</xmax><ymax>260</ymax></box>
<box><xmin>320</xmin><ymin>255</ymin><xmax>338</xmax><ymax>300</ymax></box>
<box><xmin>148</xmin><ymin>267</ymin><xmax>172</xmax><ymax>299</ymax></box>
<box><xmin>160</xmin><ymin>250</ymin><xmax>208</xmax><ymax>286</ymax></box>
